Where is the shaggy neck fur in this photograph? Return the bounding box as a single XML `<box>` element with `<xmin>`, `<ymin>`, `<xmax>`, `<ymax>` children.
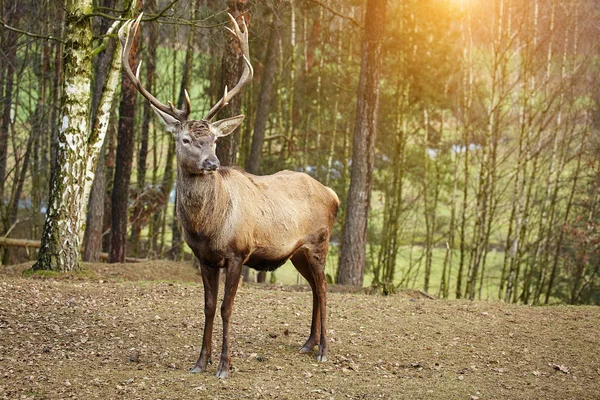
<box><xmin>176</xmin><ymin>166</ymin><xmax>232</xmax><ymax>242</ymax></box>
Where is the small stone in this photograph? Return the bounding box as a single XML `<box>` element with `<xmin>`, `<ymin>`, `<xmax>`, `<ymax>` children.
<box><xmin>129</xmin><ymin>351</ymin><xmax>140</xmax><ymax>363</ymax></box>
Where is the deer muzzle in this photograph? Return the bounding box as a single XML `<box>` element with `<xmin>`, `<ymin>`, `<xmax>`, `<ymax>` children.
<box><xmin>202</xmin><ymin>157</ymin><xmax>220</xmax><ymax>172</ymax></box>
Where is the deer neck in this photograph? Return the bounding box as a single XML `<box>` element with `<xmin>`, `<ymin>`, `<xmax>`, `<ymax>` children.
<box><xmin>176</xmin><ymin>167</ymin><xmax>231</xmax><ymax>239</ymax></box>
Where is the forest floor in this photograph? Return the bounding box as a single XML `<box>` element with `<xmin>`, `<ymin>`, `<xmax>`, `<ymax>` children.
<box><xmin>0</xmin><ymin>261</ymin><xmax>599</xmax><ymax>400</ymax></box>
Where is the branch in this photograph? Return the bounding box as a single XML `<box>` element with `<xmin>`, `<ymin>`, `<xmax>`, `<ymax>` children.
<box><xmin>91</xmin><ymin>20</ymin><xmax>121</xmax><ymax>57</ymax></box>
<box><xmin>83</xmin><ymin>0</ymin><xmax>179</xmax><ymax>22</ymax></box>
<box><xmin>0</xmin><ymin>18</ymin><xmax>65</xmax><ymax>43</ymax></box>
<box><xmin>306</xmin><ymin>0</ymin><xmax>362</xmax><ymax>29</ymax></box>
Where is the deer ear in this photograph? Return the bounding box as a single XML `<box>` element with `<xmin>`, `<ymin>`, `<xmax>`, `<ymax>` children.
<box><xmin>212</xmin><ymin>115</ymin><xmax>245</xmax><ymax>138</ymax></box>
<box><xmin>151</xmin><ymin>105</ymin><xmax>180</xmax><ymax>134</ymax></box>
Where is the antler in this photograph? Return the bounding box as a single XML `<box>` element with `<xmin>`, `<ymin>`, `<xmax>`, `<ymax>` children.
<box><xmin>118</xmin><ymin>13</ymin><xmax>191</xmax><ymax>122</ymax></box>
<box><xmin>204</xmin><ymin>13</ymin><xmax>254</xmax><ymax>121</ymax></box>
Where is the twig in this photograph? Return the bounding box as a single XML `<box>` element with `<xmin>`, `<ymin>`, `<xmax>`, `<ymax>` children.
<box><xmin>0</xmin><ymin>18</ymin><xmax>65</xmax><ymax>43</ymax></box>
<box><xmin>418</xmin><ymin>290</ymin><xmax>436</xmax><ymax>300</ymax></box>
<box><xmin>91</xmin><ymin>20</ymin><xmax>121</xmax><ymax>57</ymax></box>
<box><xmin>306</xmin><ymin>0</ymin><xmax>362</xmax><ymax>29</ymax></box>
<box><xmin>83</xmin><ymin>0</ymin><xmax>179</xmax><ymax>23</ymax></box>
<box><xmin>1</xmin><ymin>219</ymin><xmax>21</xmax><ymax>239</ymax></box>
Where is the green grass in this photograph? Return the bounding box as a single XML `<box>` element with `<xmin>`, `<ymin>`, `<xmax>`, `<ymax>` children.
<box><xmin>22</xmin><ymin>267</ymin><xmax>97</xmax><ymax>279</ymax></box>
<box><xmin>247</xmin><ymin>244</ymin><xmax>506</xmax><ymax>301</ymax></box>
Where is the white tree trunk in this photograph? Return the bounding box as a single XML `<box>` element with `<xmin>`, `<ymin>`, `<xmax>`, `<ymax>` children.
<box><xmin>34</xmin><ymin>1</ymin><xmax>122</xmax><ymax>272</ymax></box>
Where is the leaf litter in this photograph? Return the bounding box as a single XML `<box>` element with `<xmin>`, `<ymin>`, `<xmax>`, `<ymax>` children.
<box><xmin>0</xmin><ymin>261</ymin><xmax>599</xmax><ymax>399</ymax></box>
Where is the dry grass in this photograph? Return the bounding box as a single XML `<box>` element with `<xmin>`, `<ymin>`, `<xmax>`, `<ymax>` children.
<box><xmin>1</xmin><ymin>262</ymin><xmax>599</xmax><ymax>399</ymax></box>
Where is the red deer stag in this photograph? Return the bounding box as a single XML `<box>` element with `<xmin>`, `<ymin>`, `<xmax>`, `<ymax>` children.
<box><xmin>119</xmin><ymin>14</ymin><xmax>339</xmax><ymax>378</ymax></box>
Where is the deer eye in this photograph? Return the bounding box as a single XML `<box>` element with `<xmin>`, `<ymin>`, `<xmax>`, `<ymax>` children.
<box><xmin>182</xmin><ymin>138</ymin><xmax>191</xmax><ymax>145</ymax></box>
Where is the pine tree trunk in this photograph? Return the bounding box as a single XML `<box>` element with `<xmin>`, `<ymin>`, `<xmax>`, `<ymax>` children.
<box><xmin>337</xmin><ymin>0</ymin><xmax>386</xmax><ymax>287</ymax></box>
<box><xmin>131</xmin><ymin>0</ymin><xmax>157</xmax><ymax>254</ymax></box>
<box><xmin>0</xmin><ymin>2</ymin><xmax>19</xmax><ymax>217</ymax></box>
<box><xmin>169</xmin><ymin>0</ymin><xmax>202</xmax><ymax>261</ymax></box>
<box><xmin>246</xmin><ymin>5</ymin><xmax>281</xmax><ymax>175</ymax></box>
<box><xmin>109</xmin><ymin>1</ymin><xmax>142</xmax><ymax>263</ymax></box>
<box><xmin>216</xmin><ymin>0</ymin><xmax>250</xmax><ymax>166</ymax></box>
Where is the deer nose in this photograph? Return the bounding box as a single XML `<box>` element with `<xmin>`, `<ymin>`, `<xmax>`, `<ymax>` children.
<box><xmin>202</xmin><ymin>158</ymin><xmax>220</xmax><ymax>171</ymax></box>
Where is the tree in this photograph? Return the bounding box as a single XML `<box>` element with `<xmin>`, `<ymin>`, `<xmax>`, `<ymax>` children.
<box><xmin>246</xmin><ymin>3</ymin><xmax>282</xmax><ymax>175</ymax></box>
<box><xmin>247</xmin><ymin>2</ymin><xmax>282</xmax><ymax>283</ymax></box>
<box><xmin>83</xmin><ymin>0</ymin><xmax>119</xmax><ymax>262</ymax></box>
<box><xmin>33</xmin><ymin>1</ymin><xmax>124</xmax><ymax>271</ymax></box>
<box><xmin>216</xmin><ymin>0</ymin><xmax>250</xmax><ymax>166</ymax></box>
<box><xmin>337</xmin><ymin>0</ymin><xmax>387</xmax><ymax>286</ymax></box>
<box><xmin>109</xmin><ymin>1</ymin><xmax>142</xmax><ymax>263</ymax></box>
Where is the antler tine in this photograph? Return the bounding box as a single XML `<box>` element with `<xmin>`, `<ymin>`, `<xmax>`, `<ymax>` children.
<box><xmin>118</xmin><ymin>13</ymin><xmax>190</xmax><ymax>122</ymax></box>
<box><xmin>204</xmin><ymin>13</ymin><xmax>254</xmax><ymax>121</ymax></box>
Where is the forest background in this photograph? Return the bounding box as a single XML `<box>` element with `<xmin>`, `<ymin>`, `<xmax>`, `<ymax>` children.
<box><xmin>0</xmin><ymin>0</ymin><xmax>599</xmax><ymax>306</ymax></box>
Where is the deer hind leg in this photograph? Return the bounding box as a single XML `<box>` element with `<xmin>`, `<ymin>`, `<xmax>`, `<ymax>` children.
<box><xmin>216</xmin><ymin>257</ymin><xmax>243</xmax><ymax>379</ymax></box>
<box><xmin>291</xmin><ymin>250</ymin><xmax>321</xmax><ymax>354</ymax></box>
<box><xmin>191</xmin><ymin>263</ymin><xmax>220</xmax><ymax>373</ymax></box>
<box><xmin>292</xmin><ymin>238</ymin><xmax>329</xmax><ymax>362</ymax></box>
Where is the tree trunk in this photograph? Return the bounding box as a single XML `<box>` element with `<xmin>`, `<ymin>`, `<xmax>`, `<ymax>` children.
<box><xmin>215</xmin><ymin>0</ymin><xmax>251</xmax><ymax>280</ymax></box>
<box><xmin>109</xmin><ymin>1</ymin><xmax>142</xmax><ymax>263</ymax></box>
<box><xmin>337</xmin><ymin>0</ymin><xmax>386</xmax><ymax>287</ymax></box>
<box><xmin>131</xmin><ymin>0</ymin><xmax>157</xmax><ymax>255</ymax></box>
<box><xmin>83</xmin><ymin>0</ymin><xmax>118</xmax><ymax>262</ymax></box>
<box><xmin>215</xmin><ymin>0</ymin><xmax>250</xmax><ymax>166</ymax></box>
<box><xmin>169</xmin><ymin>0</ymin><xmax>202</xmax><ymax>261</ymax></box>
<box><xmin>34</xmin><ymin>0</ymin><xmax>123</xmax><ymax>271</ymax></box>
<box><xmin>83</xmin><ymin>143</ymin><xmax>107</xmax><ymax>262</ymax></box>
<box><xmin>0</xmin><ymin>2</ymin><xmax>19</xmax><ymax>216</ymax></box>
<box><xmin>246</xmin><ymin>4</ymin><xmax>281</xmax><ymax>284</ymax></box>
<box><xmin>246</xmin><ymin>5</ymin><xmax>281</xmax><ymax>175</ymax></box>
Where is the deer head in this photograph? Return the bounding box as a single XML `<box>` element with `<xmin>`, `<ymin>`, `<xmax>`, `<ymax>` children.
<box><xmin>118</xmin><ymin>13</ymin><xmax>254</xmax><ymax>175</ymax></box>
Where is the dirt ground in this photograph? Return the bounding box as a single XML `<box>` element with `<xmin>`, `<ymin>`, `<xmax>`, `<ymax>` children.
<box><xmin>0</xmin><ymin>261</ymin><xmax>598</xmax><ymax>400</ymax></box>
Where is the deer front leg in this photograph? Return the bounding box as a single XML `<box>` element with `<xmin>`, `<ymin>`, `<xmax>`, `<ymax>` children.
<box><xmin>191</xmin><ymin>263</ymin><xmax>220</xmax><ymax>373</ymax></box>
<box><xmin>216</xmin><ymin>258</ymin><xmax>242</xmax><ymax>379</ymax></box>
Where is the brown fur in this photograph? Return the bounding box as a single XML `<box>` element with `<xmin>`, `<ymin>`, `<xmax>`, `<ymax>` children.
<box><xmin>119</xmin><ymin>12</ymin><xmax>318</xmax><ymax>378</ymax></box>
<box><xmin>176</xmin><ymin>141</ymin><xmax>339</xmax><ymax>378</ymax></box>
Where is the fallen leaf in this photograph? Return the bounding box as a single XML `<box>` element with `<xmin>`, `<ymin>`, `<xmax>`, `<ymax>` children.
<box><xmin>550</xmin><ymin>363</ymin><xmax>570</xmax><ymax>374</ymax></box>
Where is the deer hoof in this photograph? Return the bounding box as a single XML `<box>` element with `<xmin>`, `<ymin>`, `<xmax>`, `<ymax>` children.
<box><xmin>190</xmin><ymin>366</ymin><xmax>205</xmax><ymax>373</ymax></box>
<box><xmin>299</xmin><ymin>345</ymin><xmax>313</xmax><ymax>354</ymax></box>
<box><xmin>316</xmin><ymin>353</ymin><xmax>327</xmax><ymax>362</ymax></box>
<box><xmin>216</xmin><ymin>367</ymin><xmax>230</xmax><ymax>379</ymax></box>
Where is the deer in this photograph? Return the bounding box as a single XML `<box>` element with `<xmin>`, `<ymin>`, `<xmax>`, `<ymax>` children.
<box><xmin>118</xmin><ymin>14</ymin><xmax>340</xmax><ymax>379</ymax></box>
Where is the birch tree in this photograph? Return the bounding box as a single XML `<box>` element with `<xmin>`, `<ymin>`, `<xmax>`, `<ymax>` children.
<box><xmin>33</xmin><ymin>0</ymin><xmax>124</xmax><ymax>272</ymax></box>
